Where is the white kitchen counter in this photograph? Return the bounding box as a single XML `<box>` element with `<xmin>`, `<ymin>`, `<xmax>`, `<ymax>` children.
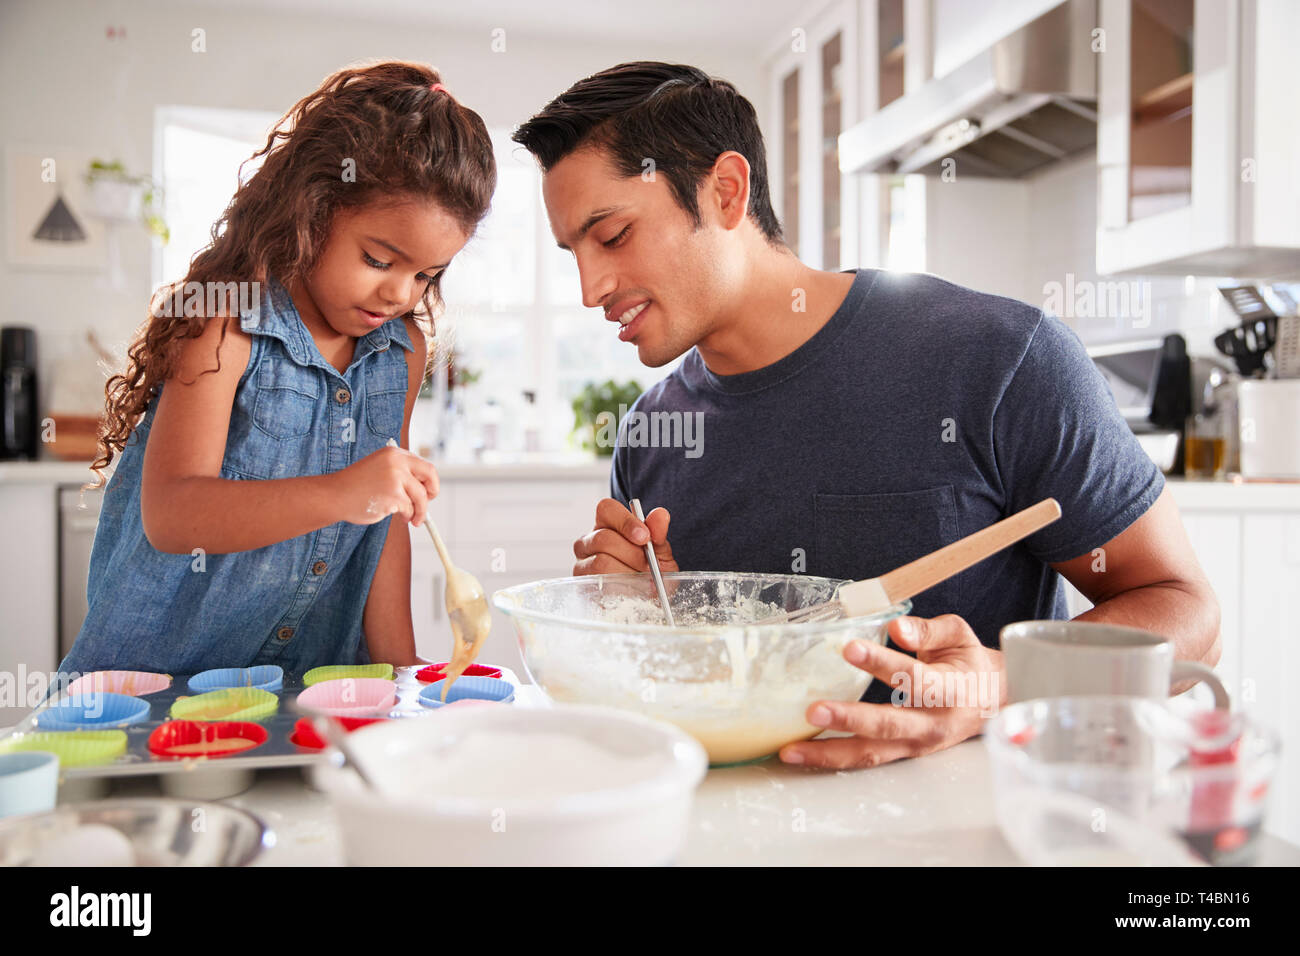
<box><xmin>1166</xmin><ymin>477</ymin><xmax>1300</xmax><ymax>511</ymax></box>
<box><xmin>91</xmin><ymin>693</ymin><xmax>1300</xmax><ymax>867</ymax></box>
<box><xmin>0</xmin><ymin>460</ymin><xmax>105</xmax><ymax>485</ymax></box>
<box><xmin>0</xmin><ymin>457</ymin><xmax>611</xmax><ymax>485</ymax></box>
<box><xmin>10</xmin><ymin>459</ymin><xmax>1299</xmax><ymax>507</ymax></box>
<box><xmin>94</xmin><ymin>741</ymin><xmax>1300</xmax><ymax>867</ymax></box>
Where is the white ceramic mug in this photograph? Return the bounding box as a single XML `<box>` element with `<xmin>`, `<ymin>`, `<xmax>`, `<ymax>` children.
<box><xmin>1000</xmin><ymin>620</ymin><xmax>1230</xmax><ymax>709</ymax></box>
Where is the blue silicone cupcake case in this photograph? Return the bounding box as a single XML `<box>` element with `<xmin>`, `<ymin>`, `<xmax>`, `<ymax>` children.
<box><xmin>188</xmin><ymin>665</ymin><xmax>284</xmax><ymax>693</ymax></box>
<box><xmin>419</xmin><ymin>676</ymin><xmax>516</xmax><ymax>708</ymax></box>
<box><xmin>36</xmin><ymin>693</ymin><xmax>151</xmax><ymax>730</ymax></box>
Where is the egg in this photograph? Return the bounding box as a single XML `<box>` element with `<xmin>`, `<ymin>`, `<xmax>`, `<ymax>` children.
<box><xmin>30</xmin><ymin>823</ymin><xmax>136</xmax><ymax>867</ymax></box>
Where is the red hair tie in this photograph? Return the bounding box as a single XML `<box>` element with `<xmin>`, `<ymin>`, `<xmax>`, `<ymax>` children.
<box><xmin>430</xmin><ymin>82</ymin><xmax>450</xmax><ymax>96</ymax></box>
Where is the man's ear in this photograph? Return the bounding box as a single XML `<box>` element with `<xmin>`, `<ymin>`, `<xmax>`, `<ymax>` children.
<box><xmin>708</xmin><ymin>151</ymin><xmax>751</xmax><ymax>231</ymax></box>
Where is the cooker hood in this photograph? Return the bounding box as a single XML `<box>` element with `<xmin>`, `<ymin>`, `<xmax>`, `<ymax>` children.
<box><xmin>839</xmin><ymin>0</ymin><xmax>1098</xmax><ymax>179</ymax></box>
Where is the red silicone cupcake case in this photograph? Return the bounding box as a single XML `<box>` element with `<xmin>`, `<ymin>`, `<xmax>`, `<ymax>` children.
<box><xmin>147</xmin><ymin>720</ymin><xmax>269</xmax><ymax>759</ymax></box>
<box><xmin>415</xmin><ymin>662</ymin><xmax>503</xmax><ymax>683</ymax></box>
<box><xmin>289</xmin><ymin>716</ymin><xmax>386</xmax><ymax>750</ymax></box>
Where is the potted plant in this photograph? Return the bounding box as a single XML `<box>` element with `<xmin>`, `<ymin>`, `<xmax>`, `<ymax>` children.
<box><xmin>84</xmin><ymin>159</ymin><xmax>169</xmax><ymax>242</ymax></box>
<box><xmin>571</xmin><ymin>379</ymin><xmax>643</xmax><ymax>456</ymax></box>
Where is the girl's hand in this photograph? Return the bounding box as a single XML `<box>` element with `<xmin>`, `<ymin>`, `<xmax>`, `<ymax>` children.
<box><xmin>333</xmin><ymin>445</ymin><xmax>439</xmax><ymax>526</ymax></box>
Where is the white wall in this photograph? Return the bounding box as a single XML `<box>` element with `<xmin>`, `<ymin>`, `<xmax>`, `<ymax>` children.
<box><xmin>0</xmin><ymin>0</ymin><xmax>767</xmax><ymax>419</ymax></box>
<box><xmin>925</xmin><ymin>152</ymin><xmax>1236</xmax><ymax>353</ymax></box>
<box><xmin>924</xmin><ymin>175</ymin><xmax>1029</xmax><ymax>302</ymax></box>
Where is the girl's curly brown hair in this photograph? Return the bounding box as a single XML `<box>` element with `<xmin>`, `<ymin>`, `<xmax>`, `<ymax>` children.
<box><xmin>89</xmin><ymin>60</ymin><xmax>496</xmax><ymax>487</ymax></box>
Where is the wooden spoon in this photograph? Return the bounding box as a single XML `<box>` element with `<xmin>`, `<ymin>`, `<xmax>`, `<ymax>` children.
<box><xmin>424</xmin><ymin>515</ymin><xmax>493</xmax><ymax>701</ymax></box>
<box><xmin>383</xmin><ymin>440</ymin><xmax>491</xmax><ymax>699</ymax></box>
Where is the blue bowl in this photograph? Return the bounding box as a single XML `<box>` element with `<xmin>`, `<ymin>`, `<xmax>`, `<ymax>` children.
<box><xmin>418</xmin><ymin>676</ymin><xmax>515</xmax><ymax>709</ymax></box>
<box><xmin>37</xmin><ymin>693</ymin><xmax>151</xmax><ymax>731</ymax></box>
<box><xmin>188</xmin><ymin>665</ymin><xmax>283</xmax><ymax>693</ymax></box>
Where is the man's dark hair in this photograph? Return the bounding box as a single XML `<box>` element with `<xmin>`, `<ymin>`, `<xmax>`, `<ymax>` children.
<box><xmin>512</xmin><ymin>61</ymin><xmax>782</xmax><ymax>244</ymax></box>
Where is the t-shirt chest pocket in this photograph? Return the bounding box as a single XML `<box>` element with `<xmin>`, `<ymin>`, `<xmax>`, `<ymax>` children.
<box><xmin>252</xmin><ymin>362</ymin><xmax>321</xmax><ymax>439</ymax></box>
<box><xmin>812</xmin><ymin>486</ymin><xmax>963</xmax><ymax>603</ymax></box>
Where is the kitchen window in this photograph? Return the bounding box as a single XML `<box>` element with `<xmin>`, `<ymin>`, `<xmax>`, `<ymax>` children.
<box><xmin>440</xmin><ymin>129</ymin><xmax>652</xmax><ymax>453</ymax></box>
<box><xmin>154</xmin><ymin>105</ymin><xmax>277</xmax><ymax>291</ymax></box>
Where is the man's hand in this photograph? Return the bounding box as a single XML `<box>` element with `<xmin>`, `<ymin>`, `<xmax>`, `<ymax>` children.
<box><xmin>778</xmin><ymin>614</ymin><xmax>1006</xmax><ymax>769</ymax></box>
<box><xmin>573</xmin><ymin>497</ymin><xmax>678</xmax><ymax>575</ymax></box>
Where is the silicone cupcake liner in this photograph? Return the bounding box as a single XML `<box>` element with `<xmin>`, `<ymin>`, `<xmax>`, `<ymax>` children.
<box><xmin>169</xmin><ymin>687</ymin><xmax>279</xmax><ymax>722</ymax></box>
<box><xmin>415</xmin><ymin>662</ymin><xmax>503</xmax><ymax>683</ymax></box>
<box><xmin>438</xmin><ymin>700</ymin><xmax>507</xmax><ymax>712</ymax></box>
<box><xmin>419</xmin><ymin>676</ymin><xmax>515</xmax><ymax>709</ymax></box>
<box><xmin>0</xmin><ymin>731</ymin><xmax>128</xmax><ymax>768</ymax></box>
<box><xmin>188</xmin><ymin>665</ymin><xmax>284</xmax><ymax>694</ymax></box>
<box><xmin>65</xmin><ymin>670</ymin><xmax>172</xmax><ymax>698</ymax></box>
<box><xmin>295</xmin><ymin>678</ymin><xmax>397</xmax><ymax>718</ymax></box>
<box><xmin>37</xmin><ymin>693</ymin><xmax>151</xmax><ymax>731</ymax></box>
<box><xmin>147</xmin><ymin>720</ymin><xmax>269</xmax><ymax>759</ymax></box>
<box><xmin>288</xmin><ymin>716</ymin><xmax>386</xmax><ymax>750</ymax></box>
<box><xmin>302</xmin><ymin>664</ymin><xmax>393</xmax><ymax>687</ymax></box>
<box><xmin>0</xmin><ymin>662</ymin><xmax>521</xmax><ymax>793</ymax></box>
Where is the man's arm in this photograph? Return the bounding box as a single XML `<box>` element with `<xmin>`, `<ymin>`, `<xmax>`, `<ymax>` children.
<box><xmin>1051</xmin><ymin>486</ymin><xmax>1221</xmax><ymax>692</ymax></box>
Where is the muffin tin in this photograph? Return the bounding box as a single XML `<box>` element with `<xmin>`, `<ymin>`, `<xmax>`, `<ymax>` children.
<box><xmin>0</xmin><ymin>664</ymin><xmax>519</xmax><ymax>800</ymax></box>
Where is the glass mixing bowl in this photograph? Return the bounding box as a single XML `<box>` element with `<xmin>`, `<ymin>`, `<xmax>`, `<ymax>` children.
<box><xmin>493</xmin><ymin>572</ymin><xmax>910</xmax><ymax>765</ymax></box>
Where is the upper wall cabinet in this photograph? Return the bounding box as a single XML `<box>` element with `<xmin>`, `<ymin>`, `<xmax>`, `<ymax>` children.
<box><xmin>769</xmin><ymin>2</ymin><xmax>862</xmax><ymax>271</ymax></box>
<box><xmin>1097</xmin><ymin>0</ymin><xmax>1300</xmax><ymax>277</ymax></box>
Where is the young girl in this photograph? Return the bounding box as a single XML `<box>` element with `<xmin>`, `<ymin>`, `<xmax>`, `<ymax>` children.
<box><xmin>57</xmin><ymin>62</ymin><xmax>496</xmax><ymax>681</ymax></box>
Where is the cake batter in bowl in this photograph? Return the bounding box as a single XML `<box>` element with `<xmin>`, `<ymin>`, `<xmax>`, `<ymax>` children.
<box><xmin>494</xmin><ymin>572</ymin><xmax>910</xmax><ymax>765</ymax></box>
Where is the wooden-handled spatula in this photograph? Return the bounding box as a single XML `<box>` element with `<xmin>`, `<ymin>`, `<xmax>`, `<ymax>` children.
<box><xmin>774</xmin><ymin>498</ymin><xmax>1062</xmax><ymax>623</ymax></box>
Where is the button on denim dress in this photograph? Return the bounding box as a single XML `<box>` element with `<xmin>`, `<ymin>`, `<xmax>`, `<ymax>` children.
<box><xmin>57</xmin><ymin>277</ymin><xmax>414</xmax><ymax>679</ymax></box>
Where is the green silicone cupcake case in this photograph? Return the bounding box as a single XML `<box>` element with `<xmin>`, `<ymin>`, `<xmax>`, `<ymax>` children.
<box><xmin>302</xmin><ymin>663</ymin><xmax>394</xmax><ymax>686</ymax></box>
<box><xmin>0</xmin><ymin>730</ymin><xmax>128</xmax><ymax>767</ymax></box>
<box><xmin>169</xmin><ymin>687</ymin><xmax>280</xmax><ymax>722</ymax></box>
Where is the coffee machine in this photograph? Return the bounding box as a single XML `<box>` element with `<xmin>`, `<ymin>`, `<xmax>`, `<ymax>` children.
<box><xmin>1087</xmin><ymin>334</ymin><xmax>1191</xmax><ymax>474</ymax></box>
<box><xmin>1</xmin><ymin>326</ymin><xmax>39</xmax><ymax>460</ymax></box>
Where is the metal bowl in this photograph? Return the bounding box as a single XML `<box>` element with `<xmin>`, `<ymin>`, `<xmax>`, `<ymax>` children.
<box><xmin>493</xmin><ymin>572</ymin><xmax>910</xmax><ymax>765</ymax></box>
<box><xmin>0</xmin><ymin>798</ymin><xmax>274</xmax><ymax>866</ymax></box>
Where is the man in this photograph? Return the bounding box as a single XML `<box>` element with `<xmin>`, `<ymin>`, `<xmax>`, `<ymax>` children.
<box><xmin>512</xmin><ymin>62</ymin><xmax>1220</xmax><ymax>769</ymax></box>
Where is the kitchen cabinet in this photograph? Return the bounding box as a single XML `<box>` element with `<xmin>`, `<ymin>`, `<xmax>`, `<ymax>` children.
<box><xmin>1237</xmin><ymin>513</ymin><xmax>1300</xmax><ymax>847</ymax></box>
<box><xmin>767</xmin><ymin>0</ymin><xmax>864</xmax><ymax>270</ymax></box>
<box><xmin>769</xmin><ymin>0</ymin><xmax>949</xmax><ymax>273</ymax></box>
<box><xmin>1096</xmin><ymin>0</ymin><xmax>1300</xmax><ymax>276</ymax></box>
<box><xmin>0</xmin><ymin>476</ymin><xmax>60</xmax><ymax>727</ymax></box>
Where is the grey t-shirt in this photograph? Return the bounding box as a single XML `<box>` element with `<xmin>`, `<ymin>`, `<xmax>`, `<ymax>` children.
<box><xmin>610</xmin><ymin>268</ymin><xmax>1163</xmax><ymax>702</ymax></box>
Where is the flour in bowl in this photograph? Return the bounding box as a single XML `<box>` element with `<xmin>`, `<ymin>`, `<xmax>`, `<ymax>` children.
<box><xmin>592</xmin><ymin>593</ymin><xmax>785</xmax><ymax>627</ymax></box>
<box><xmin>394</xmin><ymin>729</ymin><xmax>668</xmax><ymax>800</ymax></box>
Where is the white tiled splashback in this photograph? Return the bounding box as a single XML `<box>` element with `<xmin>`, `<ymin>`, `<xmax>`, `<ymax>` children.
<box><xmin>926</xmin><ymin>152</ymin><xmax>1291</xmax><ymax>358</ymax></box>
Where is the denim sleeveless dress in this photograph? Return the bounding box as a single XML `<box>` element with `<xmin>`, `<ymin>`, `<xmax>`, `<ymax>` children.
<box><xmin>57</xmin><ymin>277</ymin><xmax>413</xmax><ymax>679</ymax></box>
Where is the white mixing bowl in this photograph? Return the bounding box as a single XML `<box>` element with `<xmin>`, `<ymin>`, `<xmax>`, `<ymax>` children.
<box><xmin>315</xmin><ymin>704</ymin><xmax>708</xmax><ymax>866</ymax></box>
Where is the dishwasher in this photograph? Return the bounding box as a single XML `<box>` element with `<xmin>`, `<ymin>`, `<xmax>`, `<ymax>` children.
<box><xmin>58</xmin><ymin>485</ymin><xmax>103</xmax><ymax>660</ymax></box>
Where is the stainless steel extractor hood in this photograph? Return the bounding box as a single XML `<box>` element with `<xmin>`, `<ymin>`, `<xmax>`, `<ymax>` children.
<box><xmin>839</xmin><ymin>0</ymin><xmax>1098</xmax><ymax>179</ymax></box>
